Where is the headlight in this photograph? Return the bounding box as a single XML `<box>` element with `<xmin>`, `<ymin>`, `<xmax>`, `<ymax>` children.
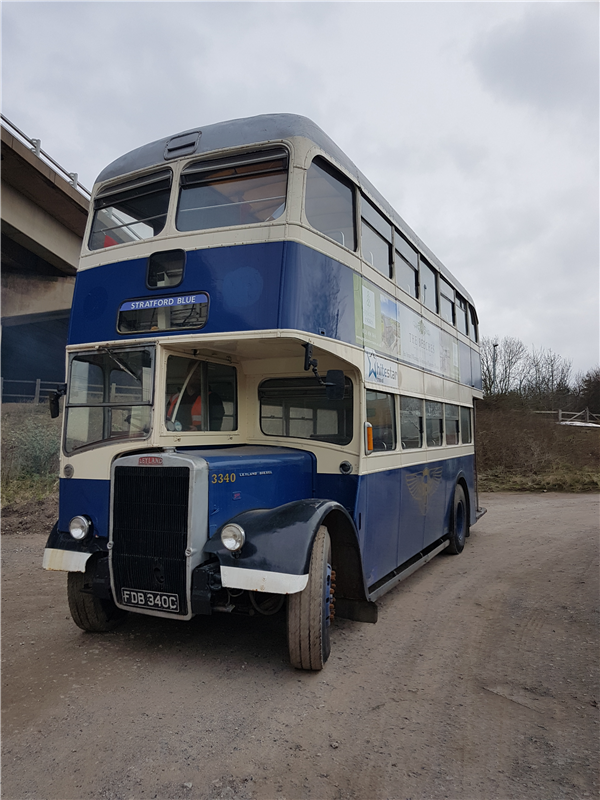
<box><xmin>69</xmin><ymin>515</ymin><xmax>91</xmax><ymax>541</ymax></box>
<box><xmin>221</xmin><ymin>523</ymin><xmax>245</xmax><ymax>552</ymax></box>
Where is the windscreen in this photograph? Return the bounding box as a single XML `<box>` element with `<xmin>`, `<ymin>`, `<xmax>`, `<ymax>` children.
<box><xmin>64</xmin><ymin>348</ymin><xmax>154</xmax><ymax>453</ymax></box>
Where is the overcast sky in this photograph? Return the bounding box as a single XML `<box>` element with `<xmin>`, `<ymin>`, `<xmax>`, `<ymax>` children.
<box><xmin>2</xmin><ymin>1</ymin><xmax>598</xmax><ymax>375</ymax></box>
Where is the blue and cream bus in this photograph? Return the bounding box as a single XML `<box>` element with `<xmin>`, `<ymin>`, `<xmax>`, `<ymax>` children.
<box><xmin>43</xmin><ymin>114</ymin><xmax>484</xmax><ymax>670</ymax></box>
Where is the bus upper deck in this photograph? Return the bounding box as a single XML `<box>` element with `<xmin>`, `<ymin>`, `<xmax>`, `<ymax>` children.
<box><xmin>71</xmin><ymin>114</ymin><xmax>480</xmax><ymax>394</ymax></box>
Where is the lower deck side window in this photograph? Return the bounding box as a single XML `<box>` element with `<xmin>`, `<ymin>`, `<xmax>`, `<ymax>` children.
<box><xmin>259</xmin><ymin>377</ymin><xmax>353</xmax><ymax>445</ymax></box>
<box><xmin>445</xmin><ymin>404</ymin><xmax>460</xmax><ymax>445</ymax></box>
<box><xmin>400</xmin><ymin>395</ymin><xmax>423</xmax><ymax>449</ymax></box>
<box><xmin>426</xmin><ymin>401</ymin><xmax>444</xmax><ymax>447</ymax></box>
<box><xmin>366</xmin><ymin>390</ymin><xmax>396</xmax><ymax>451</ymax></box>
<box><xmin>460</xmin><ymin>406</ymin><xmax>472</xmax><ymax>443</ymax></box>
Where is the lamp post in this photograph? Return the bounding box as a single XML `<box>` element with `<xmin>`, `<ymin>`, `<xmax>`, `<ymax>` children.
<box><xmin>492</xmin><ymin>341</ymin><xmax>499</xmax><ymax>395</ymax></box>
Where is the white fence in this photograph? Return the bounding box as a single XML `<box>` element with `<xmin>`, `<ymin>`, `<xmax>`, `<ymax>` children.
<box><xmin>534</xmin><ymin>408</ymin><xmax>600</xmax><ymax>425</ymax></box>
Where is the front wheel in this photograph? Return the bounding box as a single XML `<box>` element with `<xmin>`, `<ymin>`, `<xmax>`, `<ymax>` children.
<box><xmin>446</xmin><ymin>485</ymin><xmax>469</xmax><ymax>555</ymax></box>
<box><xmin>287</xmin><ymin>526</ymin><xmax>333</xmax><ymax>670</ymax></box>
<box><xmin>67</xmin><ymin>567</ymin><xmax>128</xmax><ymax>632</ymax></box>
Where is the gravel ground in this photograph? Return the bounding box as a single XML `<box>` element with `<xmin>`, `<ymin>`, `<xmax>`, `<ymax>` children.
<box><xmin>1</xmin><ymin>492</ymin><xmax>599</xmax><ymax>800</ymax></box>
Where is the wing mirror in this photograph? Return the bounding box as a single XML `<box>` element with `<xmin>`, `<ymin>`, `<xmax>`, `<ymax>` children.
<box><xmin>49</xmin><ymin>384</ymin><xmax>67</xmax><ymax>418</ymax></box>
<box><xmin>303</xmin><ymin>344</ymin><xmax>345</xmax><ymax>400</ymax></box>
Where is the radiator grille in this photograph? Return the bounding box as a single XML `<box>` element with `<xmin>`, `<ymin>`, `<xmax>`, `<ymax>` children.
<box><xmin>111</xmin><ymin>465</ymin><xmax>190</xmax><ymax>615</ymax></box>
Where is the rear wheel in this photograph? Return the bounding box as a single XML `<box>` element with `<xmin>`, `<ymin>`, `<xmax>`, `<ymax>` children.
<box><xmin>287</xmin><ymin>526</ymin><xmax>332</xmax><ymax>670</ymax></box>
<box><xmin>67</xmin><ymin>565</ymin><xmax>127</xmax><ymax>632</ymax></box>
<box><xmin>446</xmin><ymin>485</ymin><xmax>469</xmax><ymax>555</ymax></box>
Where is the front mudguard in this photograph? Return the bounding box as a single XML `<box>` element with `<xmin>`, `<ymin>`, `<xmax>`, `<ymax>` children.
<box><xmin>42</xmin><ymin>521</ymin><xmax>108</xmax><ymax>572</ymax></box>
<box><xmin>204</xmin><ymin>498</ymin><xmax>354</xmax><ymax>595</ymax></box>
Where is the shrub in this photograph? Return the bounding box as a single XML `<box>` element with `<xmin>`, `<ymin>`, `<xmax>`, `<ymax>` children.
<box><xmin>476</xmin><ymin>402</ymin><xmax>600</xmax><ymax>492</ymax></box>
<box><xmin>1</xmin><ymin>403</ymin><xmax>61</xmax><ymax>504</ymax></box>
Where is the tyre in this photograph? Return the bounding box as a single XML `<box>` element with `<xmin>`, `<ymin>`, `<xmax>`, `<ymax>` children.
<box><xmin>446</xmin><ymin>485</ymin><xmax>469</xmax><ymax>555</ymax></box>
<box><xmin>67</xmin><ymin>565</ymin><xmax>128</xmax><ymax>632</ymax></box>
<box><xmin>287</xmin><ymin>526</ymin><xmax>333</xmax><ymax>670</ymax></box>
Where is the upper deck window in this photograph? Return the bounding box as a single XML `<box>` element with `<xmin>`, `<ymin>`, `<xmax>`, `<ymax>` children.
<box><xmin>420</xmin><ymin>259</ymin><xmax>438</xmax><ymax>314</ymax></box>
<box><xmin>361</xmin><ymin>198</ymin><xmax>392</xmax><ymax>278</ymax></box>
<box><xmin>305</xmin><ymin>157</ymin><xmax>356</xmax><ymax>250</ymax></box>
<box><xmin>469</xmin><ymin>305</ymin><xmax>479</xmax><ymax>343</ymax></box>
<box><xmin>440</xmin><ymin>278</ymin><xmax>455</xmax><ymax>325</ymax></box>
<box><xmin>395</xmin><ymin>235</ymin><xmax>419</xmax><ymax>298</ymax></box>
<box><xmin>176</xmin><ymin>148</ymin><xmax>288</xmax><ymax>232</ymax></box>
<box><xmin>89</xmin><ymin>170</ymin><xmax>172</xmax><ymax>251</ymax></box>
<box><xmin>456</xmin><ymin>295</ymin><xmax>468</xmax><ymax>336</ymax></box>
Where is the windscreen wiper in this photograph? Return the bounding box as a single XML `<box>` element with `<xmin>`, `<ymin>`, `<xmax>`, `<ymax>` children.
<box><xmin>100</xmin><ymin>347</ymin><xmax>140</xmax><ymax>382</ymax></box>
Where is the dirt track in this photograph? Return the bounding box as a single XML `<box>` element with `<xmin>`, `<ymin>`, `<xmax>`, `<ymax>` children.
<box><xmin>2</xmin><ymin>492</ymin><xmax>599</xmax><ymax>800</ymax></box>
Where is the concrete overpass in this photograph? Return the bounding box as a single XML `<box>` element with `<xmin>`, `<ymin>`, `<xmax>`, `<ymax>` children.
<box><xmin>1</xmin><ymin>117</ymin><xmax>89</xmax><ymax>400</ymax></box>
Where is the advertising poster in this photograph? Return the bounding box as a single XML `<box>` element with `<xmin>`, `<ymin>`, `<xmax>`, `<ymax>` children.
<box><xmin>354</xmin><ymin>274</ymin><xmax>468</xmax><ymax>383</ymax></box>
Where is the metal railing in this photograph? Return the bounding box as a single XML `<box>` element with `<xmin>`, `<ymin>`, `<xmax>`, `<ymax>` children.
<box><xmin>1</xmin><ymin>113</ymin><xmax>91</xmax><ymax>199</ymax></box>
<box><xmin>1</xmin><ymin>378</ymin><xmax>64</xmax><ymax>404</ymax></box>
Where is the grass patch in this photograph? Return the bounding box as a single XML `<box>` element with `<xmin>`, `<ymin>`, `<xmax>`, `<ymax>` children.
<box><xmin>476</xmin><ymin>404</ymin><xmax>600</xmax><ymax>492</ymax></box>
<box><xmin>1</xmin><ymin>403</ymin><xmax>61</xmax><ymax>507</ymax></box>
<box><xmin>479</xmin><ymin>466</ymin><xmax>600</xmax><ymax>493</ymax></box>
<box><xmin>1</xmin><ymin>474</ymin><xmax>60</xmax><ymax>506</ymax></box>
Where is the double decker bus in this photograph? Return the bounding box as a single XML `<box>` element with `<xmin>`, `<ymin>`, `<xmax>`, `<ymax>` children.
<box><xmin>43</xmin><ymin>114</ymin><xmax>484</xmax><ymax>670</ymax></box>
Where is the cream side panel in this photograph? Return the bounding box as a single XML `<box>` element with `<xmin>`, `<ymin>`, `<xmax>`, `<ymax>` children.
<box><xmin>443</xmin><ymin>380</ymin><xmax>462</xmax><ymax>404</ymax></box>
<box><xmin>424</xmin><ymin>374</ymin><xmax>445</xmax><ymax>402</ymax></box>
<box><xmin>60</xmin><ymin>441</ymin><xmax>154</xmax><ymax>481</ymax></box>
<box><xmin>397</xmin><ymin>367</ymin><xmax>425</xmax><ymax>397</ymax></box>
<box><xmin>459</xmin><ymin>384</ymin><xmax>475</xmax><ymax>406</ymax></box>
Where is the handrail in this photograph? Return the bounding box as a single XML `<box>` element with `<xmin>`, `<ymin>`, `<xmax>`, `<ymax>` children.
<box><xmin>1</xmin><ymin>113</ymin><xmax>91</xmax><ymax>199</ymax></box>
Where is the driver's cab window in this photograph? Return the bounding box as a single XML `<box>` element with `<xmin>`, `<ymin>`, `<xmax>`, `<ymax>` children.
<box><xmin>165</xmin><ymin>356</ymin><xmax>237</xmax><ymax>432</ymax></box>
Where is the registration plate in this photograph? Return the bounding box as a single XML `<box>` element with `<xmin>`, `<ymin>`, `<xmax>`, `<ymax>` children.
<box><xmin>121</xmin><ymin>588</ymin><xmax>180</xmax><ymax>613</ymax></box>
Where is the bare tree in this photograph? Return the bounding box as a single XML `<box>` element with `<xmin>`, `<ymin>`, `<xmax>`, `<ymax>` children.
<box><xmin>481</xmin><ymin>336</ymin><xmax>528</xmax><ymax>397</ymax></box>
<box><xmin>522</xmin><ymin>347</ymin><xmax>572</xmax><ymax>409</ymax></box>
<box><xmin>572</xmin><ymin>366</ymin><xmax>600</xmax><ymax>413</ymax></box>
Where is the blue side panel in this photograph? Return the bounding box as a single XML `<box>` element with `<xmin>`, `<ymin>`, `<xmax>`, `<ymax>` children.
<box><xmin>280</xmin><ymin>242</ymin><xmax>357</xmax><ymax>343</ymax></box>
<box><xmin>181</xmin><ymin>446</ymin><xmax>315</xmax><ymax>538</ymax></box>
<box><xmin>397</xmin><ymin>466</ymin><xmax>427</xmax><ymax>565</ymax></box>
<box><xmin>361</xmin><ymin>469</ymin><xmax>403</xmax><ymax>587</ymax></box>
<box><xmin>58</xmin><ymin>478</ymin><xmax>111</xmax><ymax>539</ymax></box>
<box><xmin>68</xmin><ymin>242</ymin><xmax>284</xmax><ymax>345</ymax></box>
<box><xmin>356</xmin><ymin>454</ymin><xmax>476</xmax><ymax>587</ymax></box>
<box><xmin>315</xmin><ymin>473</ymin><xmax>359</xmax><ymax>516</ymax></box>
